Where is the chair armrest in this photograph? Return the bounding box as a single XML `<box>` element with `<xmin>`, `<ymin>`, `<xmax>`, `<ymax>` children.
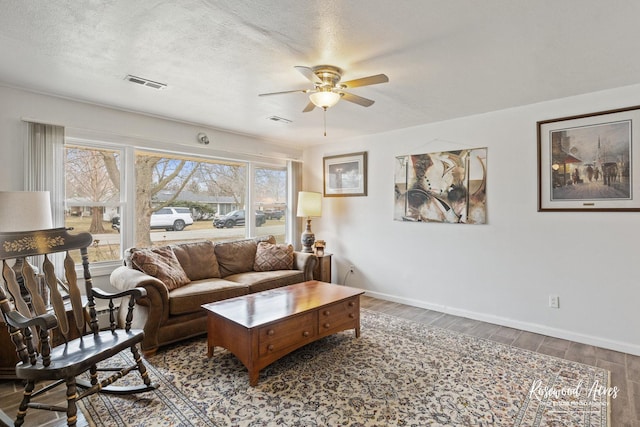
<box><xmin>91</xmin><ymin>286</ymin><xmax>147</xmax><ymax>301</ymax></box>
<box><xmin>293</xmin><ymin>251</ymin><xmax>318</xmax><ymax>281</ymax></box>
<box><xmin>5</xmin><ymin>311</ymin><xmax>57</xmax><ymax>331</ymax></box>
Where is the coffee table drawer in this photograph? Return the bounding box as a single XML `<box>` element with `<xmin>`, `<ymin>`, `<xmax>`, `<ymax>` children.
<box><xmin>318</xmin><ymin>297</ymin><xmax>359</xmax><ymax>334</ymax></box>
<box><xmin>259</xmin><ymin>312</ymin><xmax>316</xmax><ymax>356</ymax></box>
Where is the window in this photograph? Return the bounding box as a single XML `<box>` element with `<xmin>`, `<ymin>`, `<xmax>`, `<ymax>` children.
<box><xmin>61</xmin><ymin>140</ymin><xmax>289</xmax><ymax>266</ymax></box>
<box><xmin>254</xmin><ymin>165</ymin><xmax>287</xmax><ymax>243</ymax></box>
<box><xmin>64</xmin><ymin>144</ymin><xmax>123</xmax><ymax>263</ymax></box>
<box><xmin>132</xmin><ymin>150</ymin><xmax>250</xmax><ymax>248</ymax></box>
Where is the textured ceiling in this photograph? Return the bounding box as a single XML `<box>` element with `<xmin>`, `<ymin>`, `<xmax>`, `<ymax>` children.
<box><xmin>2</xmin><ymin>0</ymin><xmax>640</xmax><ymax>147</ymax></box>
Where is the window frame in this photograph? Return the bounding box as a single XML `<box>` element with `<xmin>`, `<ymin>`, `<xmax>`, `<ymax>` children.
<box><xmin>62</xmin><ymin>135</ymin><xmax>291</xmax><ymax>274</ymax></box>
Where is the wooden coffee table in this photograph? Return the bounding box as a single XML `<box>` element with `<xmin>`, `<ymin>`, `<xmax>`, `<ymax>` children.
<box><xmin>202</xmin><ymin>280</ymin><xmax>364</xmax><ymax>386</ymax></box>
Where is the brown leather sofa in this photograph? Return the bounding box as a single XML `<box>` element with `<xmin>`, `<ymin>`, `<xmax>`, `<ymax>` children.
<box><xmin>110</xmin><ymin>236</ymin><xmax>317</xmax><ymax>356</ymax></box>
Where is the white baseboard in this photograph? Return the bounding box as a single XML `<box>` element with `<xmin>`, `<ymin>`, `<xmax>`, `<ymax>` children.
<box><xmin>363</xmin><ymin>290</ymin><xmax>640</xmax><ymax>357</ymax></box>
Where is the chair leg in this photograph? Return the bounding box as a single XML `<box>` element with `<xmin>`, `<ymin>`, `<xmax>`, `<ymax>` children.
<box><xmin>131</xmin><ymin>345</ymin><xmax>153</xmax><ymax>387</ymax></box>
<box><xmin>14</xmin><ymin>380</ymin><xmax>35</xmax><ymax>427</ymax></box>
<box><xmin>65</xmin><ymin>377</ymin><xmax>78</xmax><ymax>427</ymax></box>
<box><xmin>89</xmin><ymin>364</ymin><xmax>98</xmax><ymax>386</ymax></box>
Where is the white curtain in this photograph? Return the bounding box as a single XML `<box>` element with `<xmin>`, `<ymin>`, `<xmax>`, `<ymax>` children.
<box><xmin>25</xmin><ymin>122</ymin><xmax>65</xmax><ymax>227</ymax></box>
<box><xmin>24</xmin><ymin>122</ymin><xmax>66</xmax><ymax>274</ymax></box>
<box><xmin>288</xmin><ymin>160</ymin><xmax>303</xmax><ymax>251</ymax></box>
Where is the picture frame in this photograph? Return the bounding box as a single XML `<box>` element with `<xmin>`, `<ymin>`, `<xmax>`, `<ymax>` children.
<box><xmin>323</xmin><ymin>152</ymin><xmax>367</xmax><ymax>197</ymax></box>
<box><xmin>537</xmin><ymin>105</ymin><xmax>640</xmax><ymax>211</ymax></box>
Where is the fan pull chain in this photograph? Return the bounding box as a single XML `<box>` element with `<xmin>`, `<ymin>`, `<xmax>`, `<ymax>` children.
<box><xmin>323</xmin><ymin>107</ymin><xmax>328</xmax><ymax>137</ymax></box>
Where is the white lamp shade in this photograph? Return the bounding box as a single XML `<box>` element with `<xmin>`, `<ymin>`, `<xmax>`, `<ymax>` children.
<box><xmin>0</xmin><ymin>191</ymin><xmax>53</xmax><ymax>232</ymax></box>
<box><xmin>296</xmin><ymin>191</ymin><xmax>322</xmax><ymax>218</ymax></box>
<box><xmin>309</xmin><ymin>91</ymin><xmax>341</xmax><ymax>109</ymax></box>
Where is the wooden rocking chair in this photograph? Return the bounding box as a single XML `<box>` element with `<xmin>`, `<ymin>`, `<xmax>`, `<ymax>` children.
<box><xmin>0</xmin><ymin>228</ymin><xmax>157</xmax><ymax>426</ymax></box>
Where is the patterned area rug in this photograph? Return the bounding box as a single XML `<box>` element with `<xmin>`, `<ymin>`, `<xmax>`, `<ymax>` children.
<box><xmin>80</xmin><ymin>309</ymin><xmax>610</xmax><ymax>426</ymax></box>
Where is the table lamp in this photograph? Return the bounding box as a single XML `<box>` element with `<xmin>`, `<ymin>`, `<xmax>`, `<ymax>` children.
<box><xmin>296</xmin><ymin>191</ymin><xmax>322</xmax><ymax>253</ymax></box>
<box><xmin>0</xmin><ymin>191</ymin><xmax>53</xmax><ymax>299</ymax></box>
<box><xmin>0</xmin><ymin>191</ymin><xmax>53</xmax><ymax>232</ymax></box>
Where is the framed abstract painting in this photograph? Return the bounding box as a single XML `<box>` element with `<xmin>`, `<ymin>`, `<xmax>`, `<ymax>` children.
<box><xmin>394</xmin><ymin>148</ymin><xmax>487</xmax><ymax>224</ymax></box>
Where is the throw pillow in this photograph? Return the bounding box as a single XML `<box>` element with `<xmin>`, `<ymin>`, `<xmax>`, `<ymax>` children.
<box><xmin>214</xmin><ymin>236</ymin><xmax>277</xmax><ymax>277</ymax></box>
<box><xmin>214</xmin><ymin>239</ymin><xmax>259</xmax><ymax>277</ymax></box>
<box><xmin>253</xmin><ymin>242</ymin><xmax>294</xmax><ymax>272</ymax></box>
<box><xmin>131</xmin><ymin>246</ymin><xmax>191</xmax><ymax>290</ymax></box>
<box><xmin>172</xmin><ymin>241</ymin><xmax>221</xmax><ymax>280</ymax></box>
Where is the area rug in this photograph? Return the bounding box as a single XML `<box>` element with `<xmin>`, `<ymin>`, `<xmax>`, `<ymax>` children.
<box><xmin>80</xmin><ymin>309</ymin><xmax>610</xmax><ymax>426</ymax></box>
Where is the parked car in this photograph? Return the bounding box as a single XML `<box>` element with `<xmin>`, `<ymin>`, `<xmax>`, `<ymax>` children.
<box><xmin>111</xmin><ymin>216</ymin><xmax>121</xmax><ymax>232</ymax></box>
<box><xmin>150</xmin><ymin>207</ymin><xmax>194</xmax><ymax>231</ymax></box>
<box><xmin>264</xmin><ymin>209</ymin><xmax>284</xmax><ymax>220</ymax></box>
<box><xmin>213</xmin><ymin>210</ymin><xmax>265</xmax><ymax>228</ymax></box>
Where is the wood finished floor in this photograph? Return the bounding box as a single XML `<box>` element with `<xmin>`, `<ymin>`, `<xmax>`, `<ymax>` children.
<box><xmin>0</xmin><ymin>295</ymin><xmax>638</xmax><ymax>426</ymax></box>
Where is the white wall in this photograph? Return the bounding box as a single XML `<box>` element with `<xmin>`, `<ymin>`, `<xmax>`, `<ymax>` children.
<box><xmin>304</xmin><ymin>84</ymin><xmax>640</xmax><ymax>356</ymax></box>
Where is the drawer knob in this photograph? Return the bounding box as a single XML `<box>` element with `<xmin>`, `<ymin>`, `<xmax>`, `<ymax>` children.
<box><xmin>323</xmin><ymin>310</ymin><xmax>330</xmax><ymax>316</ymax></box>
<box><xmin>267</xmin><ymin>329</ymin><xmax>275</xmax><ymax>336</ymax></box>
<box><xmin>348</xmin><ymin>301</ymin><xmax>355</xmax><ymax>307</ymax></box>
<box><xmin>267</xmin><ymin>344</ymin><xmax>274</xmax><ymax>351</ymax></box>
<box><xmin>302</xmin><ymin>331</ymin><xmax>310</xmax><ymax>337</ymax></box>
<box><xmin>349</xmin><ymin>313</ymin><xmax>355</xmax><ymax>318</ymax></box>
<box><xmin>323</xmin><ymin>323</ymin><xmax>330</xmax><ymax>329</ymax></box>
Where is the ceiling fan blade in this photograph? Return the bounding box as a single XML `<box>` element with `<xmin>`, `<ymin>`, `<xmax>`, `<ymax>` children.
<box><xmin>341</xmin><ymin>91</ymin><xmax>375</xmax><ymax>107</ymax></box>
<box><xmin>302</xmin><ymin>101</ymin><xmax>316</xmax><ymax>112</ymax></box>
<box><xmin>258</xmin><ymin>89</ymin><xmax>308</xmax><ymax>97</ymax></box>
<box><xmin>295</xmin><ymin>66</ymin><xmax>322</xmax><ymax>84</ymax></box>
<box><xmin>340</xmin><ymin>74</ymin><xmax>389</xmax><ymax>88</ymax></box>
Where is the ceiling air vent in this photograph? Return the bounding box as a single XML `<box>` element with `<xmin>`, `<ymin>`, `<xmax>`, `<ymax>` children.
<box><xmin>267</xmin><ymin>116</ymin><xmax>292</xmax><ymax>124</ymax></box>
<box><xmin>124</xmin><ymin>74</ymin><xmax>167</xmax><ymax>90</ymax></box>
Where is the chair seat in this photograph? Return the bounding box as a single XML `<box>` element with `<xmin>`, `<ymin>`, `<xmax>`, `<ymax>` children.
<box><xmin>15</xmin><ymin>329</ymin><xmax>144</xmax><ymax>381</ymax></box>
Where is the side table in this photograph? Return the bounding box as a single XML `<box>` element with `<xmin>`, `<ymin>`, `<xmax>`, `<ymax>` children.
<box><xmin>313</xmin><ymin>253</ymin><xmax>332</xmax><ymax>282</ymax></box>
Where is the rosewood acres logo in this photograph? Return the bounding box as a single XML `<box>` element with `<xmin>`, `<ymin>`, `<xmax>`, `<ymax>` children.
<box><xmin>529</xmin><ymin>378</ymin><xmax>619</xmax><ymax>412</ymax></box>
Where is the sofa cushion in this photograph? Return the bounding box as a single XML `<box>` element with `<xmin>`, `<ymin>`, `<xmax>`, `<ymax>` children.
<box><xmin>172</xmin><ymin>241</ymin><xmax>221</xmax><ymax>280</ymax></box>
<box><xmin>167</xmin><ymin>279</ymin><xmax>248</xmax><ymax>316</ymax></box>
<box><xmin>224</xmin><ymin>270</ymin><xmax>306</xmax><ymax>293</ymax></box>
<box><xmin>130</xmin><ymin>246</ymin><xmax>191</xmax><ymax>291</ymax></box>
<box><xmin>254</xmin><ymin>242</ymin><xmax>294</xmax><ymax>271</ymax></box>
<box><xmin>215</xmin><ymin>236</ymin><xmax>276</xmax><ymax>277</ymax></box>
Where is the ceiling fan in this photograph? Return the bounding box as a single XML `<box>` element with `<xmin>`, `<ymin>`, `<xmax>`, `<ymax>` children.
<box><xmin>259</xmin><ymin>65</ymin><xmax>389</xmax><ymax>113</ymax></box>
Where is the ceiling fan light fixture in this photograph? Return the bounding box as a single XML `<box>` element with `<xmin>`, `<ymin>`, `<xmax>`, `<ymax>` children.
<box><xmin>309</xmin><ymin>91</ymin><xmax>341</xmax><ymax>109</ymax></box>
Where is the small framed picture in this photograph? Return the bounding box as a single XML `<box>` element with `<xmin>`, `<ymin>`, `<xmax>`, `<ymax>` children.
<box><xmin>314</xmin><ymin>240</ymin><xmax>326</xmax><ymax>256</ymax></box>
<box><xmin>323</xmin><ymin>152</ymin><xmax>367</xmax><ymax>197</ymax></box>
<box><xmin>537</xmin><ymin>105</ymin><xmax>640</xmax><ymax>211</ymax></box>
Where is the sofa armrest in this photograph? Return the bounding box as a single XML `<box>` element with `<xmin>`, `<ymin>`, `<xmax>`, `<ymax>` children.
<box><xmin>110</xmin><ymin>266</ymin><xmax>170</xmax><ymax>349</ymax></box>
<box><xmin>293</xmin><ymin>251</ymin><xmax>318</xmax><ymax>281</ymax></box>
<box><xmin>110</xmin><ymin>266</ymin><xmax>168</xmax><ymax>306</ymax></box>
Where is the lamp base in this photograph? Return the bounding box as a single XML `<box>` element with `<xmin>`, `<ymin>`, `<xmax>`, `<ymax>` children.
<box><xmin>300</xmin><ymin>218</ymin><xmax>315</xmax><ymax>253</ymax></box>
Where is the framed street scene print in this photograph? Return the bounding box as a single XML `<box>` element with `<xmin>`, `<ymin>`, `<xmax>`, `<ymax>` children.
<box><xmin>538</xmin><ymin>105</ymin><xmax>640</xmax><ymax>211</ymax></box>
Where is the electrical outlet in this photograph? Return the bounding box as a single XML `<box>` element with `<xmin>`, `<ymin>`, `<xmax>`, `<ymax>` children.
<box><xmin>549</xmin><ymin>295</ymin><xmax>560</xmax><ymax>309</ymax></box>
<box><xmin>349</xmin><ymin>265</ymin><xmax>355</xmax><ymax>274</ymax></box>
